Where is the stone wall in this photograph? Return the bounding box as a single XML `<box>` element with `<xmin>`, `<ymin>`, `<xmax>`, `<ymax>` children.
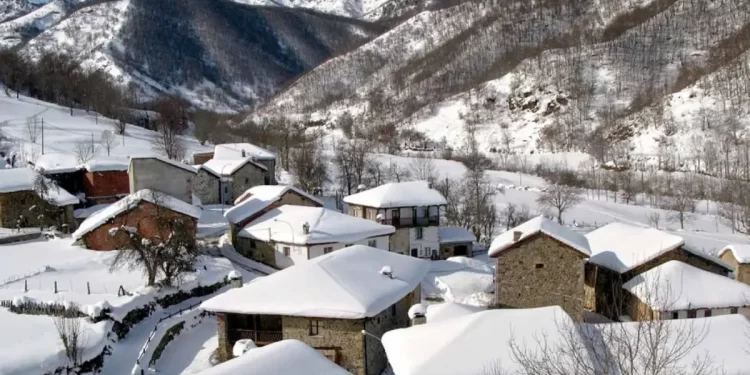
<box><xmin>627</xmin><ymin>292</ymin><xmax>660</xmax><ymax>321</ymax></box>
<box><xmin>235</xmin><ymin>237</ymin><xmax>278</xmax><ymax>268</ymax></box>
<box><xmin>495</xmin><ymin>234</ymin><xmax>586</xmax><ymax>321</ymax></box>
<box><xmin>390</xmin><ymin>228</ymin><xmax>410</xmax><ymax>255</ymax></box>
<box><xmin>626</xmin><ymin>247</ymin><xmax>729</xmax><ymax>279</ymax></box>
<box><xmin>193</xmin><ymin>169</ymin><xmax>220</xmax><ymax>205</ymax></box>
<box><xmin>231</xmin><ymin>163</ymin><xmax>266</xmax><ymax>201</ymax></box>
<box><xmin>440</xmin><ymin>242</ymin><xmax>473</xmax><ymax>259</ymax></box>
<box><xmin>254</xmin><ymin>159</ymin><xmax>276</xmax><ymax>184</ymax></box>
<box><xmin>216</xmin><ymin>313</ymin><xmax>230</xmax><ymax>362</ymax></box>
<box><xmin>363</xmin><ymin>298</ymin><xmax>410</xmax><ymax>375</ymax></box>
<box><xmin>720</xmin><ymin>251</ymin><xmax>750</xmax><ymax>285</ymax></box>
<box><xmin>282</xmin><ymin>316</ymin><xmax>366</xmax><ymax>375</ymax></box>
<box><xmin>0</xmin><ymin>191</ymin><xmax>72</xmax><ymax>229</ymax></box>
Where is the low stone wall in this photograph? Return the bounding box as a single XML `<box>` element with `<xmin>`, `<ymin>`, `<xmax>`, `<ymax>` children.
<box><xmin>0</xmin><ymin>231</ymin><xmax>42</xmax><ymax>244</ymax></box>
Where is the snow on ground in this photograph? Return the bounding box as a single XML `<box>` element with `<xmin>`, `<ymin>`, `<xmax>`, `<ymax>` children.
<box><xmin>197</xmin><ymin>205</ymin><xmax>231</xmax><ymax>239</ymax></box>
<box><xmin>422</xmin><ymin>255</ymin><xmax>494</xmax><ymax>307</ymax></box>
<box><xmin>155</xmin><ymin>319</ymin><xmax>218</xmax><ymax>375</ymax></box>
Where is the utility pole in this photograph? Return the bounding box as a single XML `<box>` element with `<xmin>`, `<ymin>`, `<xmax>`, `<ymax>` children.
<box><xmin>41</xmin><ymin>118</ymin><xmax>44</xmax><ymax>155</ymax></box>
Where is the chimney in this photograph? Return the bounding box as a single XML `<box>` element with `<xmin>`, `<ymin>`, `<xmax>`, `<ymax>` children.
<box><xmin>302</xmin><ymin>222</ymin><xmax>310</xmax><ymax>235</ymax></box>
<box><xmin>241</xmin><ymin>149</ymin><xmax>246</xmax><ymax>158</ymax></box>
<box><xmin>513</xmin><ymin>231</ymin><xmax>522</xmax><ymax>241</ymax></box>
<box><xmin>228</xmin><ymin>270</ymin><xmax>243</xmax><ymax>288</ymax></box>
<box><xmin>408</xmin><ymin>304</ymin><xmax>427</xmax><ymax>326</ymax></box>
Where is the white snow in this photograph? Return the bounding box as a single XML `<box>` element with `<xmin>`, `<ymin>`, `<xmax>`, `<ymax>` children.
<box><xmin>214</xmin><ymin>143</ymin><xmax>276</xmax><ymax>161</ymax></box>
<box><xmin>0</xmin><ymin>168</ymin><xmax>79</xmax><ymax>206</ymax></box>
<box><xmin>201</xmin><ymin>158</ymin><xmax>266</xmax><ymax>177</ymax></box>
<box><xmin>407</xmin><ymin>303</ymin><xmax>426</xmax><ymax>319</ymax></box>
<box><xmin>343</xmin><ymin>180</ymin><xmax>447</xmax><ymax>208</ymax></box>
<box><xmin>424</xmin><ymin>302</ymin><xmax>485</xmax><ymax>323</ymax></box>
<box><xmin>227</xmin><ymin>270</ymin><xmax>242</xmax><ymax>280</ymax></box>
<box><xmin>438</xmin><ymin>226</ymin><xmax>475</xmax><ymax>244</ymax></box>
<box><xmin>718</xmin><ymin>244</ymin><xmax>750</xmax><ymax>264</ymax></box>
<box><xmin>82</xmin><ymin>156</ymin><xmax>130</xmax><ymax>172</ymax></box>
<box><xmin>33</xmin><ymin>152</ymin><xmax>80</xmax><ymax>173</ymax></box>
<box><xmin>232</xmin><ymin>339</ymin><xmax>257</xmax><ymax>357</ymax></box>
<box><xmin>73</xmin><ymin>203</ymin><xmax>110</xmax><ymax>219</ymax></box>
<box><xmin>193</xmin><ymin>339</ymin><xmax>351</xmax><ymax>375</ymax></box>
<box><xmin>382</xmin><ymin>306</ymin><xmax>578</xmax><ymax>375</ymax></box>
<box><xmin>423</xmin><ymin>256</ymin><xmax>495</xmax><ymax>306</ymax></box>
<box><xmin>201</xmin><ymin>245</ymin><xmax>429</xmax><ymax>319</ymax></box>
<box><xmin>489</xmin><ymin>216</ymin><xmax>591</xmax><ymax>257</ymax></box>
<box><xmin>237</xmin><ymin>205</ymin><xmax>394</xmax><ymax>245</ymax></box>
<box><xmin>226</xmin><ymin>185</ymin><xmax>323</xmax><ymax>224</ymax></box>
<box><xmin>586</xmin><ymin>222</ymin><xmax>730</xmax><ymax>273</ymax></box>
<box><xmin>72</xmin><ymin>189</ymin><xmax>202</xmax><ymax>240</ymax></box>
<box><xmin>622</xmin><ymin>260</ymin><xmax>750</xmax><ymax>311</ymax></box>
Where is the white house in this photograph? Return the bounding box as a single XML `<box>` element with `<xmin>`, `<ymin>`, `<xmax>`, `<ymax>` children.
<box><xmin>236</xmin><ymin>205</ymin><xmax>395</xmax><ymax>269</ymax></box>
<box><xmin>344</xmin><ymin>181</ymin><xmax>447</xmax><ymax>259</ymax></box>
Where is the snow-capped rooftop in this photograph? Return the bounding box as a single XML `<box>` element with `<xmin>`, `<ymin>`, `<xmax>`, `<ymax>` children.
<box><xmin>73</xmin><ymin>204</ymin><xmax>110</xmax><ymax>219</ymax></box>
<box><xmin>425</xmin><ymin>302</ymin><xmax>484</xmax><ymax>323</ymax></box>
<box><xmin>214</xmin><ymin>143</ymin><xmax>276</xmax><ymax>161</ymax></box>
<box><xmin>81</xmin><ymin>157</ymin><xmax>130</xmax><ymax>172</ymax></box>
<box><xmin>72</xmin><ymin>189</ymin><xmax>202</xmax><ymax>240</ymax></box>
<box><xmin>128</xmin><ymin>156</ymin><xmax>197</xmax><ymax>174</ymax></box>
<box><xmin>586</xmin><ymin>223</ymin><xmax>730</xmax><ymax>273</ymax></box>
<box><xmin>226</xmin><ymin>185</ymin><xmax>323</xmax><ymax>224</ymax></box>
<box><xmin>489</xmin><ymin>216</ymin><xmax>590</xmax><ymax>257</ymax></box>
<box><xmin>237</xmin><ymin>205</ymin><xmax>394</xmax><ymax>245</ymax></box>
<box><xmin>201</xmin><ymin>158</ymin><xmax>267</xmax><ymax>177</ymax></box>
<box><xmin>718</xmin><ymin>244</ymin><xmax>750</xmax><ymax>264</ymax></box>
<box><xmin>343</xmin><ymin>181</ymin><xmax>447</xmax><ymax>208</ymax></box>
<box><xmin>201</xmin><ymin>245</ymin><xmax>429</xmax><ymax>319</ymax></box>
<box><xmin>622</xmin><ymin>260</ymin><xmax>750</xmax><ymax>311</ymax></box>
<box><xmin>193</xmin><ymin>339</ymin><xmax>351</xmax><ymax>375</ymax></box>
<box><xmin>0</xmin><ymin>168</ymin><xmax>79</xmax><ymax>206</ymax></box>
<box><xmin>32</xmin><ymin>152</ymin><xmax>80</xmax><ymax>174</ymax></box>
<box><xmin>438</xmin><ymin>226</ymin><xmax>475</xmax><ymax>244</ymax></box>
<box><xmin>382</xmin><ymin>306</ymin><xmax>577</xmax><ymax>375</ymax></box>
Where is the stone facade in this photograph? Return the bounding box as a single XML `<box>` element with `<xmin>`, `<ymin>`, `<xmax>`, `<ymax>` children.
<box><xmin>253</xmin><ymin>159</ymin><xmax>276</xmax><ymax>185</ymax></box>
<box><xmin>79</xmin><ymin>200</ymin><xmax>197</xmax><ymax>251</ymax></box>
<box><xmin>216</xmin><ymin>313</ymin><xmax>230</xmax><ymax>362</ymax></box>
<box><xmin>390</xmin><ymin>228</ymin><xmax>410</xmax><ymax>255</ymax></box>
<box><xmin>82</xmin><ymin>170</ymin><xmax>129</xmax><ymax>203</ymax></box>
<box><xmin>440</xmin><ymin>242</ymin><xmax>473</xmax><ymax>258</ymax></box>
<box><xmin>0</xmin><ymin>191</ymin><xmax>75</xmax><ymax>230</ymax></box>
<box><xmin>720</xmin><ymin>251</ymin><xmax>750</xmax><ymax>285</ymax></box>
<box><xmin>235</xmin><ymin>237</ymin><xmax>278</xmax><ymax>268</ymax></box>
<box><xmin>495</xmin><ymin>234</ymin><xmax>587</xmax><ymax>321</ymax></box>
<box><xmin>624</xmin><ymin>247</ymin><xmax>730</xmax><ymax>280</ymax></box>
<box><xmin>230</xmin><ymin>162</ymin><xmax>266</xmax><ymax>202</ymax></box>
<box><xmin>193</xmin><ymin>168</ymin><xmax>220</xmax><ymax>205</ymax></box>
<box><xmin>129</xmin><ymin>158</ymin><xmax>195</xmax><ymax>203</ymax></box>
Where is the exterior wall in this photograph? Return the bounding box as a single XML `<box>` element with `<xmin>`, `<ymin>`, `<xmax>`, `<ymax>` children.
<box><xmin>628</xmin><ymin>293</ymin><xmax>660</xmax><ymax>321</ymax></box>
<box><xmin>193</xmin><ymin>169</ymin><xmax>220</xmax><ymax>205</ymax></box>
<box><xmin>193</xmin><ymin>152</ymin><xmax>214</xmax><ymax>165</ymax></box>
<box><xmin>129</xmin><ymin>158</ymin><xmax>195</xmax><ymax>203</ymax></box>
<box><xmin>81</xmin><ymin>201</ymin><xmax>197</xmax><ymax>251</ymax></box>
<box><xmin>230</xmin><ymin>163</ymin><xmax>266</xmax><ymax>202</ymax></box>
<box><xmin>440</xmin><ymin>241</ymin><xmax>474</xmax><ymax>259</ymax></box>
<box><xmin>408</xmin><ymin>226</ymin><xmax>440</xmax><ymax>258</ymax></box>
<box><xmin>83</xmin><ymin>171</ymin><xmax>129</xmax><ymax>200</ymax></box>
<box><xmin>720</xmin><ymin>251</ymin><xmax>750</xmax><ymax>285</ymax></box>
<box><xmin>495</xmin><ymin>234</ymin><xmax>586</xmax><ymax>321</ymax></box>
<box><xmin>390</xmin><ymin>228</ymin><xmax>410</xmax><ymax>255</ymax></box>
<box><xmin>282</xmin><ymin>316</ymin><xmax>365</xmax><ymax>375</ymax></box>
<box><xmin>308</xmin><ymin>236</ymin><xmax>391</xmax><ymax>259</ymax></box>
<box><xmin>235</xmin><ymin>237</ymin><xmax>278</xmax><ymax>268</ymax></box>
<box><xmin>363</xmin><ymin>294</ymin><xmax>412</xmax><ymax>375</ymax></box>
<box><xmin>254</xmin><ymin>159</ymin><xmax>276</xmax><ymax>184</ymax></box>
<box><xmin>0</xmin><ymin>191</ymin><xmax>73</xmax><ymax>229</ymax></box>
<box><xmin>626</xmin><ymin>247</ymin><xmax>730</xmax><ymax>279</ymax></box>
<box><xmin>217</xmin><ymin>313</ymin><xmax>231</xmax><ymax>362</ymax></box>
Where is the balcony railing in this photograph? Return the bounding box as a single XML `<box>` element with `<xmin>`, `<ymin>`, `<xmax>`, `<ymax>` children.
<box><xmin>232</xmin><ymin>329</ymin><xmax>283</xmax><ymax>345</ymax></box>
<box><xmin>379</xmin><ymin>216</ymin><xmax>439</xmax><ymax>228</ymax></box>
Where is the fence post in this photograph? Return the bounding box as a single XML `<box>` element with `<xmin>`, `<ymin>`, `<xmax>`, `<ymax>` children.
<box><xmin>87</xmin><ymin>282</ymin><xmax>90</xmax><ymax>295</ymax></box>
<box><xmin>24</xmin><ymin>280</ymin><xmax>27</xmax><ymax>292</ymax></box>
<box><xmin>54</xmin><ymin>281</ymin><xmax>57</xmax><ymax>294</ymax></box>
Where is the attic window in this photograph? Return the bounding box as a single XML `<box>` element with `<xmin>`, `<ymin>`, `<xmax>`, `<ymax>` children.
<box><xmin>535</xmin><ymin>263</ymin><xmax>544</xmax><ymax>269</ymax></box>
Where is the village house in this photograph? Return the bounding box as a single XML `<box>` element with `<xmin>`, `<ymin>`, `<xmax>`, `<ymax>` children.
<box><xmin>71</xmin><ymin>189</ymin><xmax>202</xmax><ymax>251</ymax></box>
<box><xmin>437</xmin><ymin>227</ymin><xmax>475</xmax><ymax>258</ymax></box>
<box><xmin>344</xmin><ymin>181</ymin><xmax>455</xmax><ymax>259</ymax></box>
<box><xmin>489</xmin><ymin>216</ymin><xmax>591</xmax><ymax>322</ymax></box>
<box><xmin>128</xmin><ymin>156</ymin><xmax>197</xmax><ymax>203</ymax></box>
<box><xmin>201</xmin><ymin>245</ymin><xmax>429</xmax><ymax>375</ymax></box>
<box><xmin>718</xmin><ymin>244</ymin><xmax>750</xmax><ymax>284</ymax></box>
<box><xmin>224</xmin><ymin>185</ymin><xmax>323</xmax><ymax>245</ymax></box>
<box><xmin>584</xmin><ymin>222</ymin><xmax>733</xmax><ymax>320</ymax></box>
<box><xmin>0</xmin><ymin>168</ymin><xmax>79</xmax><ymax>230</ymax></box>
<box><xmin>214</xmin><ymin>143</ymin><xmax>276</xmax><ymax>185</ymax></box>
<box><xmin>193</xmin><ymin>158</ymin><xmax>267</xmax><ymax>205</ymax></box>
<box><xmin>31</xmin><ymin>152</ymin><xmax>85</xmax><ymax>197</ymax></box>
<box><xmin>80</xmin><ymin>158</ymin><xmax>130</xmax><ymax>204</ymax></box>
<box><xmin>235</xmin><ymin>205</ymin><xmax>395</xmax><ymax>269</ymax></box>
<box><xmin>623</xmin><ymin>260</ymin><xmax>750</xmax><ymax>321</ymax></box>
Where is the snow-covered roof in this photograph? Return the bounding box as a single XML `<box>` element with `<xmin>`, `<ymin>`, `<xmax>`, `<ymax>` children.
<box><xmin>489</xmin><ymin>216</ymin><xmax>590</xmax><ymax>257</ymax></box>
<box><xmin>343</xmin><ymin>181</ymin><xmax>447</xmax><ymax>208</ymax></box>
<box><xmin>214</xmin><ymin>143</ymin><xmax>276</xmax><ymax>161</ymax></box>
<box><xmin>439</xmin><ymin>227</ymin><xmax>475</xmax><ymax>244</ymax></box>
<box><xmin>81</xmin><ymin>157</ymin><xmax>130</xmax><ymax>172</ymax></box>
<box><xmin>0</xmin><ymin>168</ymin><xmax>79</xmax><ymax>206</ymax></box>
<box><xmin>226</xmin><ymin>185</ymin><xmax>323</xmax><ymax>224</ymax></box>
<box><xmin>73</xmin><ymin>204</ymin><xmax>110</xmax><ymax>219</ymax></box>
<box><xmin>237</xmin><ymin>205</ymin><xmax>395</xmax><ymax>245</ymax></box>
<box><xmin>622</xmin><ymin>260</ymin><xmax>750</xmax><ymax>311</ymax></box>
<box><xmin>382</xmin><ymin>306</ymin><xmax>578</xmax><ymax>375</ymax></box>
<box><xmin>586</xmin><ymin>223</ymin><xmax>731</xmax><ymax>273</ymax></box>
<box><xmin>72</xmin><ymin>189</ymin><xmax>202</xmax><ymax>240</ymax></box>
<box><xmin>201</xmin><ymin>158</ymin><xmax>267</xmax><ymax>178</ymax></box>
<box><xmin>193</xmin><ymin>340</ymin><xmax>351</xmax><ymax>375</ymax></box>
<box><xmin>201</xmin><ymin>245</ymin><xmax>429</xmax><ymax>319</ymax></box>
<box><xmin>718</xmin><ymin>244</ymin><xmax>750</xmax><ymax>264</ymax></box>
<box><xmin>425</xmin><ymin>302</ymin><xmax>484</xmax><ymax>323</ymax></box>
<box><xmin>32</xmin><ymin>153</ymin><xmax>80</xmax><ymax>174</ymax></box>
<box><xmin>128</xmin><ymin>156</ymin><xmax>197</xmax><ymax>174</ymax></box>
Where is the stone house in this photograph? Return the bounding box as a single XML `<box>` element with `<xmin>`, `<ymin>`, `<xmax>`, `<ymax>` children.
<box><xmin>201</xmin><ymin>245</ymin><xmax>430</xmax><ymax>375</ymax></box>
<box><xmin>585</xmin><ymin>223</ymin><xmax>733</xmax><ymax>320</ymax></box>
<box><xmin>80</xmin><ymin>158</ymin><xmax>130</xmax><ymax>204</ymax></box>
<box><xmin>718</xmin><ymin>245</ymin><xmax>750</xmax><ymax>284</ymax></box>
<box><xmin>344</xmin><ymin>181</ymin><xmax>447</xmax><ymax>259</ymax></box>
<box><xmin>235</xmin><ymin>205</ymin><xmax>395</xmax><ymax>269</ymax></box>
<box><xmin>488</xmin><ymin>216</ymin><xmax>591</xmax><ymax>322</ymax></box>
<box><xmin>193</xmin><ymin>158</ymin><xmax>267</xmax><ymax>205</ymax></box>
<box><xmin>224</xmin><ymin>185</ymin><xmax>323</xmax><ymax>245</ymax></box>
<box><xmin>128</xmin><ymin>157</ymin><xmax>197</xmax><ymax>203</ymax></box>
<box><xmin>213</xmin><ymin>143</ymin><xmax>276</xmax><ymax>185</ymax></box>
<box><xmin>71</xmin><ymin>189</ymin><xmax>202</xmax><ymax>251</ymax></box>
<box><xmin>0</xmin><ymin>168</ymin><xmax>79</xmax><ymax>230</ymax></box>
<box><xmin>623</xmin><ymin>260</ymin><xmax>750</xmax><ymax>321</ymax></box>
<box><xmin>438</xmin><ymin>227</ymin><xmax>475</xmax><ymax>258</ymax></box>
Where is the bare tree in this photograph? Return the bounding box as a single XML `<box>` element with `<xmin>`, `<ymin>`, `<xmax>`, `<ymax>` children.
<box><xmin>26</xmin><ymin>116</ymin><xmax>41</xmax><ymax>144</ymax></box>
<box><xmin>114</xmin><ymin>117</ymin><xmax>127</xmax><ymax>136</ymax></box>
<box><xmin>502</xmin><ymin>203</ymin><xmax>533</xmax><ymax>230</ymax></box>
<box><xmin>666</xmin><ymin>178</ymin><xmax>695</xmax><ymax>229</ymax></box>
<box><xmin>647</xmin><ymin>211</ymin><xmax>662</xmax><ymax>229</ymax></box>
<box><xmin>53</xmin><ymin>309</ymin><xmax>85</xmax><ymax>367</ymax></box>
<box><xmin>74</xmin><ymin>139</ymin><xmax>95</xmax><ymax>164</ymax></box>
<box><xmin>334</xmin><ymin>139</ymin><xmax>371</xmax><ymax>194</ymax></box>
<box><xmin>100</xmin><ymin>130</ymin><xmax>116</xmax><ymax>156</ymax></box>
<box><xmin>537</xmin><ymin>184</ymin><xmax>583</xmax><ymax>224</ymax></box>
<box><xmin>409</xmin><ymin>156</ymin><xmax>438</xmax><ymax>185</ymax></box>
<box><xmin>290</xmin><ymin>133</ymin><xmax>328</xmax><ymax>194</ymax></box>
<box><xmin>151</xmin><ymin>97</ymin><xmax>187</xmax><ymax>160</ymax></box>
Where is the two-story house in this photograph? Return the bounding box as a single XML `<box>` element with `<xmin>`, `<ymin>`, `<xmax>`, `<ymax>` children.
<box><xmin>344</xmin><ymin>181</ymin><xmax>447</xmax><ymax>259</ymax></box>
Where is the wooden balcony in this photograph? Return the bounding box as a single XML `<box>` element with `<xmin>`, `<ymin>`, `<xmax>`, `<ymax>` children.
<box><xmin>231</xmin><ymin>329</ymin><xmax>283</xmax><ymax>346</ymax></box>
<box><xmin>380</xmin><ymin>216</ymin><xmax>439</xmax><ymax>228</ymax></box>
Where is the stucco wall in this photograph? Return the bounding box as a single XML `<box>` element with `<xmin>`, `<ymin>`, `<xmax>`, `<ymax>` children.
<box><xmin>193</xmin><ymin>169</ymin><xmax>220</xmax><ymax>205</ymax></box>
<box><xmin>720</xmin><ymin>251</ymin><xmax>750</xmax><ymax>285</ymax></box>
<box><xmin>408</xmin><ymin>226</ymin><xmax>440</xmax><ymax>258</ymax></box>
<box><xmin>282</xmin><ymin>316</ymin><xmax>365</xmax><ymax>375</ymax></box>
<box><xmin>129</xmin><ymin>158</ymin><xmax>195</xmax><ymax>203</ymax></box>
<box><xmin>495</xmin><ymin>234</ymin><xmax>586</xmax><ymax>321</ymax></box>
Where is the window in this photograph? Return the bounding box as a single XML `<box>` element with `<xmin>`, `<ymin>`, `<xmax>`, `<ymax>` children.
<box><xmin>250</xmin><ymin>240</ymin><xmax>257</xmax><ymax>249</ymax></box>
<box><xmin>415</xmin><ymin>227</ymin><xmax>423</xmax><ymax>240</ymax></box>
<box><xmin>731</xmin><ymin>307</ymin><xmax>739</xmax><ymax>314</ymax></box>
<box><xmin>423</xmin><ymin>247</ymin><xmax>431</xmax><ymax>257</ymax></box>
<box><xmin>245</xmin><ymin>177</ymin><xmax>250</xmax><ymax>184</ymax></box>
<box><xmin>344</xmin><ymin>243</ymin><xmax>353</xmax><ymax>248</ymax></box>
<box><xmin>704</xmin><ymin>309</ymin><xmax>712</xmax><ymax>317</ymax></box>
<box><xmin>368</xmin><ymin>239</ymin><xmax>377</xmax><ymax>248</ymax></box>
<box><xmin>283</xmin><ymin>247</ymin><xmax>291</xmax><ymax>257</ymax></box>
<box><xmin>535</xmin><ymin>263</ymin><xmax>544</xmax><ymax>269</ymax></box>
<box><xmin>323</xmin><ymin>247</ymin><xmax>333</xmax><ymax>254</ymax></box>
<box><xmin>687</xmin><ymin>310</ymin><xmax>697</xmax><ymax>319</ymax></box>
<box><xmin>391</xmin><ymin>304</ymin><xmax>396</xmax><ymax>316</ymax></box>
<box><xmin>671</xmin><ymin>312</ymin><xmax>679</xmax><ymax>320</ymax></box>
<box><xmin>309</xmin><ymin>320</ymin><xmax>320</xmax><ymax>336</ymax></box>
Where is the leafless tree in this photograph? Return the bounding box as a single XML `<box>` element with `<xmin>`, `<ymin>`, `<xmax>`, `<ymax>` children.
<box><xmin>409</xmin><ymin>156</ymin><xmax>438</xmax><ymax>185</ymax></box>
<box><xmin>666</xmin><ymin>178</ymin><xmax>696</xmax><ymax>229</ymax></box>
<box><xmin>502</xmin><ymin>203</ymin><xmax>533</xmax><ymax>230</ymax></box>
<box><xmin>334</xmin><ymin>139</ymin><xmax>371</xmax><ymax>194</ymax></box>
<box><xmin>152</xmin><ymin>120</ymin><xmax>185</xmax><ymax>161</ymax></box>
<box><xmin>100</xmin><ymin>130</ymin><xmax>116</xmax><ymax>156</ymax></box>
<box><xmin>114</xmin><ymin>117</ymin><xmax>127</xmax><ymax>136</ymax></box>
<box><xmin>290</xmin><ymin>133</ymin><xmax>328</xmax><ymax>194</ymax></box>
<box><xmin>53</xmin><ymin>308</ymin><xmax>85</xmax><ymax>367</ymax></box>
<box><xmin>389</xmin><ymin>162</ymin><xmax>412</xmax><ymax>182</ymax></box>
<box><xmin>537</xmin><ymin>184</ymin><xmax>583</xmax><ymax>224</ymax></box>
<box><xmin>74</xmin><ymin>139</ymin><xmax>95</xmax><ymax>164</ymax></box>
<box><xmin>647</xmin><ymin>211</ymin><xmax>662</xmax><ymax>229</ymax></box>
<box><xmin>26</xmin><ymin>116</ymin><xmax>41</xmax><ymax>144</ymax></box>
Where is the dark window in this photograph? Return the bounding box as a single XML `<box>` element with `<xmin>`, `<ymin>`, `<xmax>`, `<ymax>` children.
<box><xmin>283</xmin><ymin>247</ymin><xmax>291</xmax><ymax>257</ymax></box>
<box><xmin>309</xmin><ymin>320</ymin><xmax>320</xmax><ymax>336</ymax></box>
<box><xmin>416</xmin><ymin>227</ymin><xmax>423</xmax><ymax>239</ymax></box>
<box><xmin>323</xmin><ymin>247</ymin><xmax>333</xmax><ymax>254</ymax></box>
<box><xmin>671</xmin><ymin>312</ymin><xmax>679</xmax><ymax>319</ymax></box>
<box><xmin>391</xmin><ymin>304</ymin><xmax>396</xmax><ymax>316</ymax></box>
<box><xmin>535</xmin><ymin>263</ymin><xmax>544</xmax><ymax>269</ymax></box>
<box><xmin>245</xmin><ymin>177</ymin><xmax>250</xmax><ymax>184</ymax></box>
<box><xmin>250</xmin><ymin>240</ymin><xmax>257</xmax><ymax>249</ymax></box>
<box><xmin>731</xmin><ymin>307</ymin><xmax>739</xmax><ymax>314</ymax></box>
<box><xmin>687</xmin><ymin>310</ymin><xmax>697</xmax><ymax>319</ymax></box>
<box><xmin>704</xmin><ymin>309</ymin><xmax>712</xmax><ymax>317</ymax></box>
<box><xmin>368</xmin><ymin>239</ymin><xmax>377</xmax><ymax>247</ymax></box>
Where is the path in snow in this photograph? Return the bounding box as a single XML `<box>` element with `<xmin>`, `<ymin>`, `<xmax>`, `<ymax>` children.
<box><xmin>155</xmin><ymin>319</ymin><xmax>218</xmax><ymax>374</ymax></box>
